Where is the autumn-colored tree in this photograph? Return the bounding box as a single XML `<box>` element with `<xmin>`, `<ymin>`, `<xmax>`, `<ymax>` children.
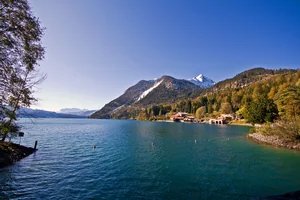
<box><xmin>267</xmin><ymin>87</ymin><xmax>276</xmax><ymax>99</ymax></box>
<box><xmin>195</xmin><ymin>106</ymin><xmax>206</xmax><ymax>119</ymax></box>
<box><xmin>274</xmin><ymin>86</ymin><xmax>300</xmax><ymax>119</ymax></box>
<box><xmin>252</xmin><ymin>84</ymin><xmax>265</xmax><ymax>100</ymax></box>
<box><xmin>231</xmin><ymin>91</ymin><xmax>243</xmax><ymax>110</ymax></box>
<box><xmin>220</xmin><ymin>103</ymin><xmax>232</xmax><ymax>114</ymax></box>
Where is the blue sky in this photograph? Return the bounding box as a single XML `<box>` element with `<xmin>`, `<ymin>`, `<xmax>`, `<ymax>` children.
<box><xmin>29</xmin><ymin>0</ymin><xmax>300</xmax><ymax>111</ymax></box>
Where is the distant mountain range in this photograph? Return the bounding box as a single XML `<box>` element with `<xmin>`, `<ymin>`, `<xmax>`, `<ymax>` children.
<box><xmin>59</xmin><ymin>108</ymin><xmax>96</xmax><ymax>116</ymax></box>
<box><xmin>15</xmin><ymin>107</ymin><xmax>96</xmax><ymax>118</ymax></box>
<box><xmin>17</xmin><ymin>108</ymin><xmax>85</xmax><ymax>118</ymax></box>
<box><xmin>91</xmin><ymin>73</ymin><xmax>214</xmax><ymax>119</ymax></box>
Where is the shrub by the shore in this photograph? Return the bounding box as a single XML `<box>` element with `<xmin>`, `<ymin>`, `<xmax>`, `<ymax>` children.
<box><xmin>258</xmin><ymin>117</ymin><xmax>300</xmax><ymax>141</ymax></box>
<box><xmin>248</xmin><ymin>117</ymin><xmax>300</xmax><ymax>149</ymax></box>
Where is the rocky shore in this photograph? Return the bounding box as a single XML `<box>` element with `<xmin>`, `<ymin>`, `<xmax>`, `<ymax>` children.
<box><xmin>0</xmin><ymin>141</ymin><xmax>37</xmax><ymax>168</ymax></box>
<box><xmin>248</xmin><ymin>133</ymin><xmax>300</xmax><ymax>150</ymax></box>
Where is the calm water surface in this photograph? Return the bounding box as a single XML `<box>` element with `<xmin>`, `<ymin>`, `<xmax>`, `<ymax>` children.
<box><xmin>1</xmin><ymin>119</ymin><xmax>300</xmax><ymax>199</ymax></box>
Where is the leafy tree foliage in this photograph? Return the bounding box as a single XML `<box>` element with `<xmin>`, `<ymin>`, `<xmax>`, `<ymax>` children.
<box><xmin>246</xmin><ymin>98</ymin><xmax>278</xmax><ymax>124</ymax></box>
<box><xmin>152</xmin><ymin>105</ymin><xmax>160</xmax><ymax>116</ymax></box>
<box><xmin>0</xmin><ymin>0</ymin><xmax>45</xmax><ymax>141</ymax></box>
<box><xmin>274</xmin><ymin>86</ymin><xmax>300</xmax><ymax>119</ymax></box>
<box><xmin>220</xmin><ymin>103</ymin><xmax>232</xmax><ymax>114</ymax></box>
<box><xmin>195</xmin><ymin>106</ymin><xmax>206</xmax><ymax>119</ymax></box>
<box><xmin>236</xmin><ymin>106</ymin><xmax>248</xmax><ymax>119</ymax></box>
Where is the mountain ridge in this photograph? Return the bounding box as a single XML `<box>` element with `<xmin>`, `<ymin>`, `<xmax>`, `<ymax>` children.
<box><xmin>17</xmin><ymin>108</ymin><xmax>86</xmax><ymax>118</ymax></box>
<box><xmin>59</xmin><ymin>108</ymin><xmax>96</xmax><ymax>116</ymax></box>
<box><xmin>91</xmin><ymin>74</ymin><xmax>208</xmax><ymax>119</ymax></box>
<box><xmin>136</xmin><ymin>75</ymin><xmax>203</xmax><ymax>106</ymax></box>
<box><xmin>91</xmin><ymin>80</ymin><xmax>155</xmax><ymax>118</ymax></box>
<box><xmin>209</xmin><ymin>67</ymin><xmax>297</xmax><ymax>92</ymax></box>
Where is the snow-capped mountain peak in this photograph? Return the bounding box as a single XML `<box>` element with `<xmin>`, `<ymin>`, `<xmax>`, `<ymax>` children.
<box><xmin>195</xmin><ymin>74</ymin><xmax>204</xmax><ymax>82</ymax></box>
<box><xmin>188</xmin><ymin>74</ymin><xmax>215</xmax><ymax>88</ymax></box>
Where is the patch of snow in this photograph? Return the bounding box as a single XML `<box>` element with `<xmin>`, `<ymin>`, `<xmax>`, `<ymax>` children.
<box><xmin>136</xmin><ymin>79</ymin><xmax>163</xmax><ymax>102</ymax></box>
<box><xmin>195</xmin><ymin>74</ymin><xmax>204</xmax><ymax>82</ymax></box>
<box><xmin>111</xmin><ymin>105</ymin><xmax>125</xmax><ymax>114</ymax></box>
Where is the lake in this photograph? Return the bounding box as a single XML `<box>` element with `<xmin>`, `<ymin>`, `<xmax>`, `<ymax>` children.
<box><xmin>1</xmin><ymin>119</ymin><xmax>300</xmax><ymax>199</ymax></box>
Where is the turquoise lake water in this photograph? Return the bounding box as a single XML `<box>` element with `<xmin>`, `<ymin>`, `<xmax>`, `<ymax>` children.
<box><xmin>1</xmin><ymin>119</ymin><xmax>300</xmax><ymax>199</ymax></box>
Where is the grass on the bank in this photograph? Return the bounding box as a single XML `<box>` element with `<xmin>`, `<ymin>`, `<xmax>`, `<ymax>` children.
<box><xmin>228</xmin><ymin>119</ymin><xmax>253</xmax><ymax>126</ymax></box>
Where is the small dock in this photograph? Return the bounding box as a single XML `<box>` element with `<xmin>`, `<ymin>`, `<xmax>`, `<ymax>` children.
<box><xmin>208</xmin><ymin>119</ymin><xmax>226</xmax><ymax>125</ymax></box>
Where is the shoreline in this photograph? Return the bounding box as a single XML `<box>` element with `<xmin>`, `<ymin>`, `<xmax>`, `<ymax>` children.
<box><xmin>0</xmin><ymin>141</ymin><xmax>37</xmax><ymax>169</ymax></box>
<box><xmin>228</xmin><ymin>122</ymin><xmax>254</xmax><ymax>127</ymax></box>
<box><xmin>157</xmin><ymin>119</ymin><xmax>254</xmax><ymax>127</ymax></box>
<box><xmin>247</xmin><ymin>133</ymin><xmax>300</xmax><ymax>150</ymax></box>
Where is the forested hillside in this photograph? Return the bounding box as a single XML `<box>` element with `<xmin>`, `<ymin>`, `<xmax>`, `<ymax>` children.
<box><xmin>112</xmin><ymin>68</ymin><xmax>299</xmax><ymax>123</ymax></box>
<box><xmin>211</xmin><ymin>68</ymin><xmax>293</xmax><ymax>91</ymax></box>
